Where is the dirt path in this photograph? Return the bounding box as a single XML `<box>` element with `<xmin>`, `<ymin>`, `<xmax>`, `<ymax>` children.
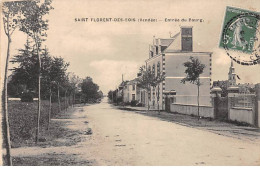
<box><xmin>11</xmin><ymin>98</ymin><xmax>260</xmax><ymax>166</ymax></box>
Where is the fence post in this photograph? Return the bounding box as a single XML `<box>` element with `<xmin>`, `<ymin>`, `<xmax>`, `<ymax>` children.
<box><xmin>255</xmin><ymin>83</ymin><xmax>260</xmax><ymax>127</ymax></box>
<box><xmin>210</xmin><ymin>87</ymin><xmax>222</xmax><ymax>119</ymax></box>
<box><xmin>227</xmin><ymin>86</ymin><xmax>239</xmax><ymax>120</ymax></box>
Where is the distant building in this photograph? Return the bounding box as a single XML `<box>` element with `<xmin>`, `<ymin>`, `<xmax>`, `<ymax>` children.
<box><xmin>213</xmin><ymin>61</ymin><xmax>255</xmax><ymax>94</ymax></box>
<box><xmin>122</xmin><ymin>79</ymin><xmax>140</xmax><ymax>103</ymax></box>
<box><xmin>145</xmin><ymin>26</ymin><xmax>212</xmax><ymax>110</ymax></box>
<box><xmin>228</xmin><ymin>60</ymin><xmax>237</xmax><ymax>87</ymax></box>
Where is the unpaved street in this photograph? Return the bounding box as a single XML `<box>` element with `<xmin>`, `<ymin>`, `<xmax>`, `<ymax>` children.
<box><xmin>12</xmin><ymin>97</ymin><xmax>260</xmax><ymax>165</ymax></box>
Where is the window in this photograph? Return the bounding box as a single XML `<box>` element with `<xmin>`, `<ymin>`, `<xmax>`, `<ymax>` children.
<box><xmin>150</xmin><ymin>51</ymin><xmax>153</xmax><ymax>58</ymax></box>
<box><xmin>181</xmin><ymin>27</ymin><xmax>193</xmax><ymax>51</ymax></box>
<box><xmin>157</xmin><ymin>62</ymin><xmax>160</xmax><ymax>75</ymax></box>
<box><xmin>132</xmin><ymin>94</ymin><xmax>135</xmax><ymax>101</ymax></box>
<box><xmin>156</xmin><ymin>46</ymin><xmax>158</xmax><ymax>55</ymax></box>
<box><xmin>132</xmin><ymin>84</ymin><xmax>135</xmax><ymax>90</ymax></box>
<box><xmin>152</xmin><ymin>64</ymin><xmax>155</xmax><ymax>74</ymax></box>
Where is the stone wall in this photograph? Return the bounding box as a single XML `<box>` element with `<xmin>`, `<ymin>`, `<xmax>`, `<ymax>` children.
<box><xmin>170</xmin><ymin>103</ymin><xmax>214</xmax><ymax>118</ymax></box>
<box><xmin>229</xmin><ymin>107</ymin><xmax>254</xmax><ymax>125</ymax></box>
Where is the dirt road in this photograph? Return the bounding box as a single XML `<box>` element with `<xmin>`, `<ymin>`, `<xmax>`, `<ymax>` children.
<box><xmin>12</xmin><ymin>97</ymin><xmax>260</xmax><ymax>165</ymax></box>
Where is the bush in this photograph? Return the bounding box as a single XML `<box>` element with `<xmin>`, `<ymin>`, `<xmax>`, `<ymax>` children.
<box><xmin>130</xmin><ymin>100</ymin><xmax>138</xmax><ymax>107</ymax></box>
<box><xmin>136</xmin><ymin>102</ymin><xmax>143</xmax><ymax>107</ymax></box>
<box><xmin>125</xmin><ymin>101</ymin><xmax>131</xmax><ymax>106</ymax></box>
<box><xmin>20</xmin><ymin>92</ymin><xmax>34</xmax><ymax>102</ymax></box>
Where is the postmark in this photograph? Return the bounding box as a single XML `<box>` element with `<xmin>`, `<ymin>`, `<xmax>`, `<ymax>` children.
<box><xmin>219</xmin><ymin>6</ymin><xmax>260</xmax><ymax>65</ymax></box>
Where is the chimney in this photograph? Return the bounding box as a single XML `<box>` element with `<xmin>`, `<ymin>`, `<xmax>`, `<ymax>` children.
<box><xmin>149</xmin><ymin>45</ymin><xmax>154</xmax><ymax>58</ymax></box>
<box><xmin>181</xmin><ymin>26</ymin><xmax>193</xmax><ymax>51</ymax></box>
<box><xmin>158</xmin><ymin>39</ymin><xmax>162</xmax><ymax>55</ymax></box>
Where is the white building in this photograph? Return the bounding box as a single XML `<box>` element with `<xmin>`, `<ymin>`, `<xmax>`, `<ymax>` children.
<box><xmin>145</xmin><ymin>26</ymin><xmax>212</xmax><ymax>110</ymax></box>
<box><xmin>122</xmin><ymin>79</ymin><xmax>141</xmax><ymax>103</ymax></box>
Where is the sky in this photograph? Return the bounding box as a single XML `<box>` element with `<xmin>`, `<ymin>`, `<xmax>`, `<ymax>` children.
<box><xmin>1</xmin><ymin>0</ymin><xmax>260</xmax><ymax>94</ymax></box>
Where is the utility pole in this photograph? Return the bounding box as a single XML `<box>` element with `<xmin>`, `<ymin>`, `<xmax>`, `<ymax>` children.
<box><xmin>122</xmin><ymin>74</ymin><xmax>124</xmax><ymax>106</ymax></box>
<box><xmin>112</xmin><ymin>91</ymin><xmax>114</xmax><ymax>103</ymax></box>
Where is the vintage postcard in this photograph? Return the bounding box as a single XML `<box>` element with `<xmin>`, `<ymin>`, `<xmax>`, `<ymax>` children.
<box><xmin>0</xmin><ymin>0</ymin><xmax>260</xmax><ymax>166</ymax></box>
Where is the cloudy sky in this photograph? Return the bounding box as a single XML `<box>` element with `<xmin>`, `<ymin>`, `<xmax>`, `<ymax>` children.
<box><xmin>1</xmin><ymin>0</ymin><xmax>260</xmax><ymax>94</ymax></box>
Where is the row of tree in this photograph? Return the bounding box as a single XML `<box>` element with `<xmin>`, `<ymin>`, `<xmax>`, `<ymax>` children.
<box><xmin>2</xmin><ymin>1</ymin><xmax>53</xmax><ymax>165</ymax></box>
<box><xmin>2</xmin><ymin>0</ymin><xmax>103</xmax><ymax>165</ymax></box>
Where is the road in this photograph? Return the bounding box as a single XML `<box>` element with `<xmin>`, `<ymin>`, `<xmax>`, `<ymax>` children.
<box><xmin>12</xmin><ymin>97</ymin><xmax>260</xmax><ymax>165</ymax></box>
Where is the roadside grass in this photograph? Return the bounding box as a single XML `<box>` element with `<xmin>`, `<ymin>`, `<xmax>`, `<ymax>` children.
<box><xmin>8</xmin><ymin>100</ymin><xmax>70</xmax><ymax>148</ymax></box>
<box><xmin>8</xmin><ymin>100</ymin><xmax>94</xmax><ymax>166</ymax></box>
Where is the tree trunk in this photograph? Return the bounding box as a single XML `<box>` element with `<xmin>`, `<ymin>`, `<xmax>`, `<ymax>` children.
<box><xmin>147</xmin><ymin>89</ymin><xmax>150</xmax><ymax>111</ymax></box>
<box><xmin>58</xmin><ymin>86</ymin><xmax>61</xmax><ymax>113</ymax></box>
<box><xmin>65</xmin><ymin>90</ymin><xmax>67</xmax><ymax>112</ymax></box>
<box><xmin>68</xmin><ymin>94</ymin><xmax>70</xmax><ymax>107</ymax></box>
<box><xmin>72</xmin><ymin>91</ymin><xmax>75</xmax><ymax>107</ymax></box>
<box><xmin>47</xmin><ymin>88</ymin><xmax>52</xmax><ymax>131</ymax></box>
<box><xmin>2</xmin><ymin>36</ymin><xmax>12</xmax><ymax>166</ymax></box>
<box><xmin>73</xmin><ymin>92</ymin><xmax>75</xmax><ymax>107</ymax></box>
<box><xmin>157</xmin><ymin>86</ymin><xmax>160</xmax><ymax>115</ymax></box>
<box><xmin>69</xmin><ymin>94</ymin><xmax>71</xmax><ymax>107</ymax></box>
<box><xmin>36</xmin><ymin>44</ymin><xmax>41</xmax><ymax>144</ymax></box>
<box><xmin>197</xmin><ymin>84</ymin><xmax>200</xmax><ymax>121</ymax></box>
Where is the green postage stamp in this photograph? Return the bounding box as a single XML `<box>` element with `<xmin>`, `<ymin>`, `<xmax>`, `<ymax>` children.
<box><xmin>219</xmin><ymin>6</ymin><xmax>260</xmax><ymax>65</ymax></box>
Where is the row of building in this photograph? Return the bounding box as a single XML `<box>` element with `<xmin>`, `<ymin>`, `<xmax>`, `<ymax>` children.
<box><xmin>114</xmin><ymin>26</ymin><xmax>212</xmax><ymax>110</ymax></box>
<box><xmin>111</xmin><ymin>26</ymin><xmax>260</xmax><ymax>127</ymax></box>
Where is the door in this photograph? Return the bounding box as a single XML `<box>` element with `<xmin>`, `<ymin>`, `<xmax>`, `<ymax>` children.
<box><xmin>214</xmin><ymin>96</ymin><xmax>228</xmax><ymax>120</ymax></box>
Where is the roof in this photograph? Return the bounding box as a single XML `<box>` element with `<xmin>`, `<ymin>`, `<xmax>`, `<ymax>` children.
<box><xmin>119</xmin><ymin>80</ymin><xmax>129</xmax><ymax>87</ymax></box>
<box><xmin>160</xmin><ymin>39</ymin><xmax>174</xmax><ymax>46</ymax></box>
<box><xmin>127</xmin><ymin>78</ymin><xmax>139</xmax><ymax>85</ymax></box>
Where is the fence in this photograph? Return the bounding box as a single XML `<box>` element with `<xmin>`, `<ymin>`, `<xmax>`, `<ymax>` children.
<box><xmin>170</xmin><ymin>103</ymin><xmax>214</xmax><ymax>118</ymax></box>
<box><xmin>231</xmin><ymin>94</ymin><xmax>255</xmax><ymax>108</ymax></box>
<box><xmin>174</xmin><ymin>95</ymin><xmax>212</xmax><ymax>106</ymax></box>
<box><xmin>228</xmin><ymin>93</ymin><xmax>256</xmax><ymax>125</ymax></box>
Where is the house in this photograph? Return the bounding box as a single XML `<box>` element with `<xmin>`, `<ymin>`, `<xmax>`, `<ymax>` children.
<box><xmin>145</xmin><ymin>26</ymin><xmax>212</xmax><ymax>110</ymax></box>
<box><xmin>122</xmin><ymin>78</ymin><xmax>141</xmax><ymax>104</ymax></box>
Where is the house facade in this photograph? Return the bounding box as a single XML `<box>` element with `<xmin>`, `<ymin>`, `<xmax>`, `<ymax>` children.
<box><xmin>122</xmin><ymin>79</ymin><xmax>141</xmax><ymax>103</ymax></box>
<box><xmin>145</xmin><ymin>26</ymin><xmax>212</xmax><ymax>110</ymax></box>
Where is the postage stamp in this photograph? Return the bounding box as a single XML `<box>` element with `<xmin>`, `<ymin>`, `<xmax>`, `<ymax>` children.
<box><xmin>219</xmin><ymin>6</ymin><xmax>260</xmax><ymax>65</ymax></box>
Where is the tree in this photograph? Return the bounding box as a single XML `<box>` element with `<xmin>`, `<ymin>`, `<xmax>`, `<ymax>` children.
<box><xmin>67</xmin><ymin>72</ymin><xmax>82</xmax><ymax>106</ymax></box>
<box><xmin>137</xmin><ymin>66</ymin><xmax>153</xmax><ymax>111</ymax></box>
<box><xmin>40</xmin><ymin>47</ymin><xmax>53</xmax><ymax>130</ymax></box>
<box><xmin>137</xmin><ymin>65</ymin><xmax>164</xmax><ymax>113</ymax></box>
<box><xmin>81</xmin><ymin>77</ymin><xmax>100</xmax><ymax>103</ymax></box>
<box><xmin>9</xmin><ymin>37</ymin><xmax>38</xmax><ymax>95</ymax></box>
<box><xmin>49</xmin><ymin>57</ymin><xmax>69</xmax><ymax>112</ymax></box>
<box><xmin>151</xmin><ymin>72</ymin><xmax>165</xmax><ymax>115</ymax></box>
<box><xmin>108</xmin><ymin>90</ymin><xmax>116</xmax><ymax>103</ymax></box>
<box><xmin>42</xmin><ymin>56</ymin><xmax>69</xmax><ymax>129</ymax></box>
<box><xmin>2</xmin><ymin>1</ymin><xmax>25</xmax><ymax>165</ymax></box>
<box><xmin>181</xmin><ymin>57</ymin><xmax>205</xmax><ymax>120</ymax></box>
<box><xmin>19</xmin><ymin>0</ymin><xmax>53</xmax><ymax>143</ymax></box>
<box><xmin>108</xmin><ymin>90</ymin><xmax>113</xmax><ymax>101</ymax></box>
